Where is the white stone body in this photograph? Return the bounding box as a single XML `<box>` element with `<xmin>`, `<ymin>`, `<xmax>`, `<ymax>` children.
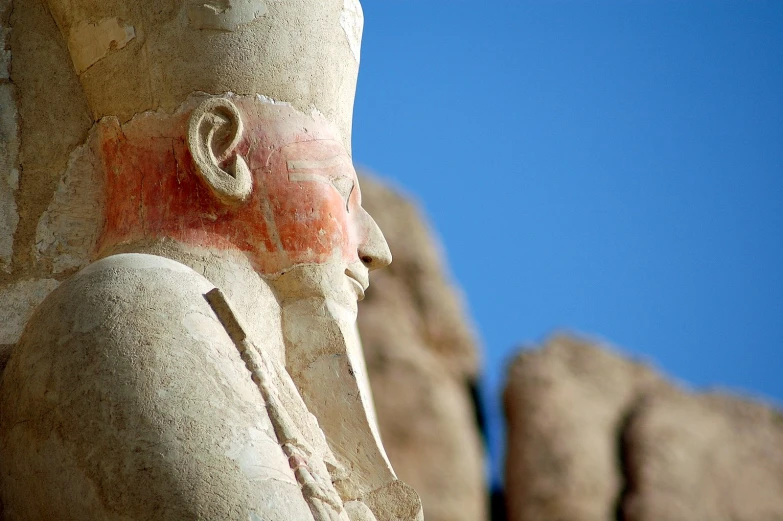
<box><xmin>2</xmin><ymin>254</ymin><xmax>321</xmax><ymax>519</ymax></box>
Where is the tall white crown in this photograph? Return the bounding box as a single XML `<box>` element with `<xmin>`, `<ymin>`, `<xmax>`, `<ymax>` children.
<box><xmin>44</xmin><ymin>0</ymin><xmax>363</xmax><ymax>146</ymax></box>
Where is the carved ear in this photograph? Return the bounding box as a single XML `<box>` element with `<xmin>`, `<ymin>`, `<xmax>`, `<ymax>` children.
<box><xmin>187</xmin><ymin>97</ymin><xmax>252</xmax><ymax>205</ymax></box>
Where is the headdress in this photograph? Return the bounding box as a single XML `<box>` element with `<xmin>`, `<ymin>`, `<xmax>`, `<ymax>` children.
<box><xmin>45</xmin><ymin>0</ymin><xmax>364</xmax><ymax>146</ymax></box>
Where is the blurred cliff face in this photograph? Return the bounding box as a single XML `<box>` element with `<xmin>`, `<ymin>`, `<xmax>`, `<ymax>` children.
<box><xmin>350</xmin><ymin>171</ymin><xmax>783</xmax><ymax>521</ymax></box>
<box><xmin>504</xmin><ymin>334</ymin><xmax>783</xmax><ymax>521</ymax></box>
<box><xmin>357</xmin><ymin>172</ymin><xmax>488</xmax><ymax>521</ymax></box>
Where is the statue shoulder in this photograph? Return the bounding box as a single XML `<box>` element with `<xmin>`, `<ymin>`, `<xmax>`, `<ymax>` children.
<box><xmin>72</xmin><ymin>252</ymin><xmax>213</xmax><ymax>296</ymax></box>
<box><xmin>2</xmin><ymin>255</ymin><xmax>320</xmax><ymax>521</ymax></box>
<box><xmin>23</xmin><ymin>253</ymin><xmax>218</xmax><ymax>345</ymax></box>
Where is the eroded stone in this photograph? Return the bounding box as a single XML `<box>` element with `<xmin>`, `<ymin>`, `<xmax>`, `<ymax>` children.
<box><xmin>340</xmin><ymin>0</ymin><xmax>363</xmax><ymax>64</ymax></box>
<box><xmin>0</xmin><ymin>279</ymin><xmax>61</xmax><ymax>345</ymax></box>
<box><xmin>623</xmin><ymin>389</ymin><xmax>783</xmax><ymax>521</ymax></box>
<box><xmin>504</xmin><ymin>335</ymin><xmax>783</xmax><ymax>521</ymax></box>
<box><xmin>34</xmin><ymin>127</ymin><xmax>104</xmax><ymax>273</ymax></box>
<box><xmin>503</xmin><ymin>335</ymin><xmax>662</xmax><ymax>521</ymax></box>
<box><xmin>0</xmin><ymin>83</ymin><xmax>19</xmax><ymax>273</ymax></box>
<box><xmin>188</xmin><ymin>0</ymin><xmax>268</xmax><ymax>32</ymax></box>
<box><xmin>11</xmin><ymin>0</ymin><xmax>93</xmax><ymax>276</ymax></box>
<box><xmin>67</xmin><ymin>17</ymin><xmax>135</xmax><ymax>74</ymax></box>
<box><xmin>1</xmin><ymin>26</ymin><xmax>10</xmax><ymax>80</ymax></box>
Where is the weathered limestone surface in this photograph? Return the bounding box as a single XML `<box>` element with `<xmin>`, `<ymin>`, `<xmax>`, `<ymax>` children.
<box><xmin>504</xmin><ymin>334</ymin><xmax>661</xmax><ymax>521</ymax></box>
<box><xmin>0</xmin><ymin>279</ymin><xmax>60</xmax><ymax>346</ymax></box>
<box><xmin>0</xmin><ymin>0</ymin><xmax>110</xmax><ymax>341</ymax></box>
<box><xmin>33</xmin><ymin>128</ymin><xmax>103</xmax><ymax>274</ymax></box>
<box><xmin>0</xmin><ymin>83</ymin><xmax>18</xmax><ymax>274</ymax></box>
<box><xmin>0</xmin><ymin>0</ymin><xmax>17</xmax><ymax>273</ymax></box>
<box><xmin>43</xmin><ymin>0</ymin><xmax>361</xmax><ymax>150</ymax></box>
<box><xmin>9</xmin><ymin>0</ymin><xmax>93</xmax><ymax>279</ymax></box>
<box><xmin>623</xmin><ymin>389</ymin><xmax>783</xmax><ymax>521</ymax></box>
<box><xmin>504</xmin><ymin>334</ymin><xmax>783</xmax><ymax>521</ymax></box>
<box><xmin>358</xmin><ymin>174</ymin><xmax>487</xmax><ymax>521</ymax></box>
<box><xmin>0</xmin><ymin>0</ymin><xmax>9</xmax><ymax>81</ymax></box>
<box><xmin>0</xmin><ymin>0</ymin><xmax>424</xmax><ymax>519</ymax></box>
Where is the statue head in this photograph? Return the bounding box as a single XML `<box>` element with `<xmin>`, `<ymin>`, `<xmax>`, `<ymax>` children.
<box><xmin>44</xmin><ymin>0</ymin><xmax>390</xmax><ymax>308</ymax></box>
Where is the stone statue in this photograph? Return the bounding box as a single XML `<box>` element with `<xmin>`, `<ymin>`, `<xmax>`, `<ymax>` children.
<box><xmin>0</xmin><ymin>1</ymin><xmax>423</xmax><ymax>519</ymax></box>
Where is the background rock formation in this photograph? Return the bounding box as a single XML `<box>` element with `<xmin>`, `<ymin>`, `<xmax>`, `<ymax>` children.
<box><xmin>504</xmin><ymin>334</ymin><xmax>783</xmax><ymax>521</ymax></box>
<box><xmin>504</xmin><ymin>335</ymin><xmax>662</xmax><ymax>521</ymax></box>
<box><xmin>622</xmin><ymin>388</ymin><xmax>783</xmax><ymax>521</ymax></box>
<box><xmin>358</xmin><ymin>173</ymin><xmax>488</xmax><ymax>521</ymax></box>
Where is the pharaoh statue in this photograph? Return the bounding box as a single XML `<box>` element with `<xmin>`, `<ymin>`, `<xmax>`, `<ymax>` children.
<box><xmin>0</xmin><ymin>0</ymin><xmax>423</xmax><ymax>519</ymax></box>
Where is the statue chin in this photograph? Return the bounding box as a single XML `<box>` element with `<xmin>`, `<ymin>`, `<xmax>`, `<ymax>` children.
<box><xmin>269</xmin><ymin>258</ymin><xmax>367</xmax><ymax>313</ymax></box>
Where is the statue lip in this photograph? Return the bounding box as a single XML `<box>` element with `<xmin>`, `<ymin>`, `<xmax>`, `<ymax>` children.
<box><xmin>344</xmin><ymin>266</ymin><xmax>368</xmax><ymax>301</ymax></box>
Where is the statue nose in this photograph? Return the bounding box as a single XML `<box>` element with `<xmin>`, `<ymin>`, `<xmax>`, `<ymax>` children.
<box><xmin>358</xmin><ymin>209</ymin><xmax>392</xmax><ymax>271</ymax></box>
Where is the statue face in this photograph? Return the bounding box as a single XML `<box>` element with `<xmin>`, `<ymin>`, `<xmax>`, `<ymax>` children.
<box><xmin>99</xmin><ymin>96</ymin><xmax>390</xmax><ymax>303</ymax></box>
<box><xmin>267</xmin><ymin>139</ymin><xmax>360</xmax><ymax>263</ymax></box>
<box><xmin>249</xmin><ymin>116</ymin><xmax>391</xmax><ymax>303</ymax></box>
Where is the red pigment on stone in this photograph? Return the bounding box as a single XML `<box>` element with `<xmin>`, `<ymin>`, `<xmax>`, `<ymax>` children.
<box><xmin>98</xmin><ymin>103</ymin><xmax>364</xmax><ymax>275</ymax></box>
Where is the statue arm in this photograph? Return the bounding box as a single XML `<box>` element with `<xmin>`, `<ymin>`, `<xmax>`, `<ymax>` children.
<box><xmin>0</xmin><ymin>254</ymin><xmax>315</xmax><ymax>521</ymax></box>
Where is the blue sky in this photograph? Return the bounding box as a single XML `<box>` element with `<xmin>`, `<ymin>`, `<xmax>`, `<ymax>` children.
<box><xmin>352</xmin><ymin>1</ymin><xmax>783</xmax><ymax>484</ymax></box>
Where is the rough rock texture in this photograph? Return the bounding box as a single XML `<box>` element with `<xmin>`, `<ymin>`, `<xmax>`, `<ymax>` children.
<box><xmin>44</xmin><ymin>0</ymin><xmax>362</xmax><ymax>150</ymax></box>
<box><xmin>0</xmin><ymin>0</ymin><xmax>9</xmax><ymax>81</ymax></box>
<box><xmin>0</xmin><ymin>278</ymin><xmax>61</xmax><ymax>345</ymax></box>
<box><xmin>9</xmin><ymin>0</ymin><xmax>93</xmax><ymax>280</ymax></box>
<box><xmin>504</xmin><ymin>334</ymin><xmax>662</xmax><ymax>521</ymax></box>
<box><xmin>33</xmin><ymin>127</ymin><xmax>104</xmax><ymax>274</ymax></box>
<box><xmin>622</xmin><ymin>389</ymin><xmax>783</xmax><ymax>521</ymax></box>
<box><xmin>0</xmin><ymin>82</ymin><xmax>18</xmax><ymax>274</ymax></box>
<box><xmin>504</xmin><ymin>334</ymin><xmax>783</xmax><ymax>521</ymax></box>
<box><xmin>0</xmin><ymin>0</ymin><xmax>94</xmax><ymax>346</ymax></box>
<box><xmin>0</xmin><ymin>0</ymin><xmax>17</xmax><ymax>273</ymax></box>
<box><xmin>358</xmin><ymin>173</ymin><xmax>487</xmax><ymax>521</ymax></box>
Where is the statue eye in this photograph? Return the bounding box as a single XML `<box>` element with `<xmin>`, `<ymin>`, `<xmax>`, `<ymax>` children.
<box><xmin>331</xmin><ymin>177</ymin><xmax>354</xmax><ymax>211</ymax></box>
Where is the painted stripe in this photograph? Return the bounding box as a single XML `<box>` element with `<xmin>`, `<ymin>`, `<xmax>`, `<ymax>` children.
<box><xmin>286</xmin><ymin>156</ymin><xmax>345</xmax><ymax>172</ymax></box>
<box><xmin>288</xmin><ymin>172</ymin><xmax>331</xmax><ymax>184</ymax></box>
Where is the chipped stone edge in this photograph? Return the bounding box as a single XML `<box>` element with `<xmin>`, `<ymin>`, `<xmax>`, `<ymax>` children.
<box><xmin>68</xmin><ymin>17</ymin><xmax>136</xmax><ymax>74</ymax></box>
<box><xmin>188</xmin><ymin>0</ymin><xmax>267</xmax><ymax>32</ymax></box>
